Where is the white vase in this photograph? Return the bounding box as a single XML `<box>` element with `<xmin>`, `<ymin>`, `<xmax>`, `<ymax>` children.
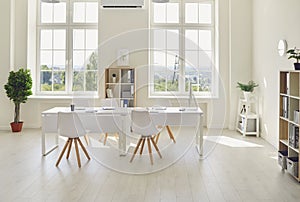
<box><xmin>243</xmin><ymin>91</ymin><xmax>252</xmax><ymax>100</ymax></box>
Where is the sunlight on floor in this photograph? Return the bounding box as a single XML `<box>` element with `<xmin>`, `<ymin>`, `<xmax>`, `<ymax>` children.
<box><xmin>204</xmin><ymin>136</ymin><xmax>263</xmax><ymax>148</ymax></box>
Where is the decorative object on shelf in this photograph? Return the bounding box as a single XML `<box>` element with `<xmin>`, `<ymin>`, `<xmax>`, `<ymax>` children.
<box><xmin>112</xmin><ymin>73</ymin><xmax>117</xmax><ymax>83</ymax></box>
<box><xmin>278</xmin><ymin>39</ymin><xmax>288</xmax><ymax>57</ymax></box>
<box><xmin>236</xmin><ymin>80</ymin><xmax>259</xmax><ymax>100</ymax></box>
<box><xmin>287</xmin><ymin>47</ymin><xmax>300</xmax><ymax>70</ymax></box>
<box><xmin>117</xmin><ymin>49</ymin><xmax>129</xmax><ymax>66</ymax></box>
<box><xmin>4</xmin><ymin>68</ymin><xmax>32</xmax><ymax>132</ymax></box>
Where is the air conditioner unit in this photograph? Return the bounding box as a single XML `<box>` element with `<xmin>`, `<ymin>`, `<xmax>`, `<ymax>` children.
<box><xmin>101</xmin><ymin>0</ymin><xmax>144</xmax><ymax>8</ymax></box>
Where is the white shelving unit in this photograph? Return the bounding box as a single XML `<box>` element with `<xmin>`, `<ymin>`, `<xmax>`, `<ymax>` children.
<box><xmin>105</xmin><ymin>67</ymin><xmax>136</xmax><ymax>107</ymax></box>
<box><xmin>236</xmin><ymin>96</ymin><xmax>259</xmax><ymax>137</ymax></box>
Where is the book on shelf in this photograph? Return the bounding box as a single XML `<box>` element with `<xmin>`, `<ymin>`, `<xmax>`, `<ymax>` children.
<box><xmin>289</xmin><ymin>124</ymin><xmax>299</xmax><ymax>149</ymax></box>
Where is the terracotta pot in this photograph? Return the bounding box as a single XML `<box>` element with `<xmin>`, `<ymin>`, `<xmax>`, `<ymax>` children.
<box><xmin>10</xmin><ymin>122</ymin><xmax>23</xmax><ymax>132</ymax></box>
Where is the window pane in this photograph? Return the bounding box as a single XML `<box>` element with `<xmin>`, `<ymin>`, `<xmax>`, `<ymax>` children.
<box><xmin>153</xmin><ymin>3</ymin><xmax>166</xmax><ymax>23</ymax></box>
<box><xmin>199</xmin><ymin>30</ymin><xmax>211</xmax><ymax>50</ymax></box>
<box><xmin>185</xmin><ymin>30</ymin><xmax>198</xmax><ymax>50</ymax></box>
<box><xmin>73</xmin><ymin>29</ymin><xmax>85</xmax><ymax>49</ymax></box>
<box><xmin>73</xmin><ymin>2</ymin><xmax>85</xmax><ymax>23</ymax></box>
<box><xmin>153</xmin><ymin>51</ymin><xmax>165</xmax><ymax>66</ymax></box>
<box><xmin>53</xmin><ymin>3</ymin><xmax>66</xmax><ymax>23</ymax></box>
<box><xmin>85</xmin><ymin>71</ymin><xmax>97</xmax><ymax>91</ymax></box>
<box><xmin>185</xmin><ymin>51</ymin><xmax>198</xmax><ymax>68</ymax></box>
<box><xmin>185</xmin><ymin>3</ymin><xmax>198</xmax><ymax>23</ymax></box>
<box><xmin>153</xmin><ymin>29</ymin><xmax>166</xmax><ymax>50</ymax></box>
<box><xmin>199</xmin><ymin>4</ymin><xmax>212</xmax><ymax>24</ymax></box>
<box><xmin>86</xmin><ymin>30</ymin><xmax>98</xmax><ymax>50</ymax></box>
<box><xmin>167</xmin><ymin>52</ymin><xmax>179</xmax><ymax>71</ymax></box>
<box><xmin>40</xmin><ymin>71</ymin><xmax>52</xmax><ymax>91</ymax></box>
<box><xmin>166</xmin><ymin>3</ymin><xmax>179</xmax><ymax>23</ymax></box>
<box><xmin>166</xmin><ymin>70</ymin><xmax>178</xmax><ymax>91</ymax></box>
<box><xmin>199</xmin><ymin>51</ymin><xmax>212</xmax><ymax>67</ymax></box>
<box><xmin>53</xmin><ymin>51</ymin><xmax>65</xmax><ymax>70</ymax></box>
<box><xmin>86</xmin><ymin>2</ymin><xmax>98</xmax><ymax>23</ymax></box>
<box><xmin>53</xmin><ymin>30</ymin><xmax>66</xmax><ymax>50</ymax></box>
<box><xmin>41</xmin><ymin>30</ymin><xmax>52</xmax><ymax>49</ymax></box>
<box><xmin>53</xmin><ymin>71</ymin><xmax>65</xmax><ymax>91</ymax></box>
<box><xmin>154</xmin><ymin>72</ymin><xmax>166</xmax><ymax>92</ymax></box>
<box><xmin>73</xmin><ymin>71</ymin><xmax>84</xmax><ymax>91</ymax></box>
<box><xmin>40</xmin><ymin>51</ymin><xmax>52</xmax><ymax>67</ymax></box>
<box><xmin>167</xmin><ymin>30</ymin><xmax>179</xmax><ymax>50</ymax></box>
<box><xmin>41</xmin><ymin>3</ymin><xmax>53</xmax><ymax>23</ymax></box>
<box><xmin>86</xmin><ymin>51</ymin><xmax>98</xmax><ymax>70</ymax></box>
<box><xmin>73</xmin><ymin>51</ymin><xmax>85</xmax><ymax>70</ymax></box>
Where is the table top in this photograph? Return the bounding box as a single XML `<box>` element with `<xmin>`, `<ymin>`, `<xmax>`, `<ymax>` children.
<box><xmin>42</xmin><ymin>107</ymin><xmax>203</xmax><ymax>115</ymax></box>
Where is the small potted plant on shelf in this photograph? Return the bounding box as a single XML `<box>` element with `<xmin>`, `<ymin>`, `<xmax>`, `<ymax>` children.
<box><xmin>287</xmin><ymin>47</ymin><xmax>300</xmax><ymax>70</ymax></box>
<box><xmin>4</xmin><ymin>68</ymin><xmax>32</xmax><ymax>132</ymax></box>
<box><xmin>237</xmin><ymin>80</ymin><xmax>259</xmax><ymax>100</ymax></box>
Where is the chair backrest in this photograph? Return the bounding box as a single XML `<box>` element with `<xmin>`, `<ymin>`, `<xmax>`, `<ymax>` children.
<box><xmin>101</xmin><ymin>98</ymin><xmax>119</xmax><ymax>108</ymax></box>
<box><xmin>57</xmin><ymin>112</ymin><xmax>87</xmax><ymax>138</ymax></box>
<box><xmin>131</xmin><ymin>110</ymin><xmax>159</xmax><ymax>136</ymax></box>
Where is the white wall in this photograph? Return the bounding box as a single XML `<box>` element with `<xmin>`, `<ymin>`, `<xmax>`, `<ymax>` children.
<box><xmin>0</xmin><ymin>0</ymin><xmax>13</xmax><ymax>129</ymax></box>
<box><xmin>228</xmin><ymin>0</ymin><xmax>253</xmax><ymax>130</ymax></box>
<box><xmin>252</xmin><ymin>0</ymin><xmax>300</xmax><ymax>147</ymax></box>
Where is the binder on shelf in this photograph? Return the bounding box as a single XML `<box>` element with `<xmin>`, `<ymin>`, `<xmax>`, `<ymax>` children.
<box><xmin>286</xmin><ymin>72</ymin><xmax>290</xmax><ymax>94</ymax></box>
<box><xmin>282</xmin><ymin>96</ymin><xmax>289</xmax><ymax>118</ymax></box>
<box><xmin>294</xmin><ymin>110</ymin><xmax>300</xmax><ymax>124</ymax></box>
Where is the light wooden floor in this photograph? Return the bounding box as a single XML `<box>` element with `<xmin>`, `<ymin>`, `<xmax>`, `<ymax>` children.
<box><xmin>1</xmin><ymin>128</ymin><xmax>300</xmax><ymax>202</ymax></box>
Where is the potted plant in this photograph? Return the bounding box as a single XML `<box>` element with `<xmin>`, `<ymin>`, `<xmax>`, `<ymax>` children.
<box><xmin>237</xmin><ymin>80</ymin><xmax>259</xmax><ymax>100</ymax></box>
<box><xmin>287</xmin><ymin>47</ymin><xmax>300</xmax><ymax>70</ymax></box>
<box><xmin>4</xmin><ymin>68</ymin><xmax>32</xmax><ymax>132</ymax></box>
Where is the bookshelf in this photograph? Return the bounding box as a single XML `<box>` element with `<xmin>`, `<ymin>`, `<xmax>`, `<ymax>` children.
<box><xmin>105</xmin><ymin>67</ymin><xmax>136</xmax><ymax>107</ymax></box>
<box><xmin>279</xmin><ymin>71</ymin><xmax>300</xmax><ymax>181</ymax></box>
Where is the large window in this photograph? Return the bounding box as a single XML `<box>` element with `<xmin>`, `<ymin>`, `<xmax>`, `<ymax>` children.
<box><xmin>37</xmin><ymin>0</ymin><xmax>98</xmax><ymax>95</ymax></box>
<box><xmin>150</xmin><ymin>0</ymin><xmax>217</xmax><ymax>98</ymax></box>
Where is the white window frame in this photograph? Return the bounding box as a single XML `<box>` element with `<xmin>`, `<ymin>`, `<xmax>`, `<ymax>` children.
<box><xmin>36</xmin><ymin>0</ymin><xmax>99</xmax><ymax>96</ymax></box>
<box><xmin>149</xmin><ymin>0</ymin><xmax>219</xmax><ymax>98</ymax></box>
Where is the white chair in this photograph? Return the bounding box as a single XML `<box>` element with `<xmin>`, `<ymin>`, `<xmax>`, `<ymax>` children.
<box><xmin>56</xmin><ymin>112</ymin><xmax>90</xmax><ymax>168</ymax></box>
<box><xmin>100</xmin><ymin>98</ymin><xmax>120</xmax><ymax>145</ymax></box>
<box><xmin>130</xmin><ymin>110</ymin><xmax>162</xmax><ymax>165</ymax></box>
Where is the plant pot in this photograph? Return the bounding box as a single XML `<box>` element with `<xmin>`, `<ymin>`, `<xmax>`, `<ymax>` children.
<box><xmin>10</xmin><ymin>122</ymin><xmax>23</xmax><ymax>132</ymax></box>
<box><xmin>294</xmin><ymin>63</ymin><xmax>300</xmax><ymax>70</ymax></box>
<box><xmin>243</xmin><ymin>91</ymin><xmax>252</xmax><ymax>100</ymax></box>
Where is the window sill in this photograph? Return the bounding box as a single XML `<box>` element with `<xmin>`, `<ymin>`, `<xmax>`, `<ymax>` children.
<box><xmin>29</xmin><ymin>95</ymin><xmax>99</xmax><ymax>100</ymax></box>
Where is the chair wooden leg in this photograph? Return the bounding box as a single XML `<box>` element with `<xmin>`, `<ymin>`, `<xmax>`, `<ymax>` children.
<box><xmin>74</xmin><ymin>138</ymin><xmax>81</xmax><ymax>167</ymax></box>
<box><xmin>84</xmin><ymin>134</ymin><xmax>90</xmax><ymax>145</ymax></box>
<box><xmin>66</xmin><ymin>138</ymin><xmax>73</xmax><ymax>159</ymax></box>
<box><xmin>77</xmin><ymin>137</ymin><xmax>91</xmax><ymax>160</ymax></box>
<box><xmin>155</xmin><ymin>132</ymin><xmax>161</xmax><ymax>144</ymax></box>
<box><xmin>139</xmin><ymin>138</ymin><xmax>146</xmax><ymax>155</ymax></box>
<box><xmin>103</xmin><ymin>133</ymin><xmax>108</xmax><ymax>145</ymax></box>
<box><xmin>130</xmin><ymin>138</ymin><xmax>143</xmax><ymax>163</ymax></box>
<box><xmin>166</xmin><ymin>125</ymin><xmax>176</xmax><ymax>143</ymax></box>
<box><xmin>147</xmin><ymin>138</ymin><xmax>153</xmax><ymax>165</ymax></box>
<box><xmin>150</xmin><ymin>137</ymin><xmax>162</xmax><ymax>159</ymax></box>
<box><xmin>56</xmin><ymin>138</ymin><xmax>70</xmax><ymax>167</ymax></box>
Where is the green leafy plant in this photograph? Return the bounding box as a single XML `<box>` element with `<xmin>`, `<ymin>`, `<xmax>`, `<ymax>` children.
<box><xmin>287</xmin><ymin>47</ymin><xmax>300</xmax><ymax>63</ymax></box>
<box><xmin>237</xmin><ymin>80</ymin><xmax>259</xmax><ymax>92</ymax></box>
<box><xmin>4</xmin><ymin>68</ymin><xmax>32</xmax><ymax>123</ymax></box>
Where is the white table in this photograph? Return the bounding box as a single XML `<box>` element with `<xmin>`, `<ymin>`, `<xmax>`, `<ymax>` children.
<box><xmin>41</xmin><ymin>107</ymin><xmax>204</xmax><ymax>157</ymax></box>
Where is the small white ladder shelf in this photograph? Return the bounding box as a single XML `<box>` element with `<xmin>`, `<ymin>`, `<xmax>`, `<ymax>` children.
<box><xmin>236</xmin><ymin>96</ymin><xmax>259</xmax><ymax>137</ymax></box>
